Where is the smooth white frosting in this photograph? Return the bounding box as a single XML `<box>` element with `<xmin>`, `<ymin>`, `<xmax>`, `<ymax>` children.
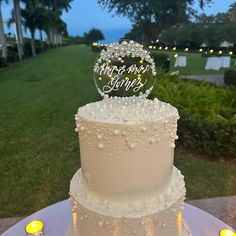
<box><xmin>75</xmin><ymin>97</ymin><xmax>179</xmax><ymax>200</ymax></box>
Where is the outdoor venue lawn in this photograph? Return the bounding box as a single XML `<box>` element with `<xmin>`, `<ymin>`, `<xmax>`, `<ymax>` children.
<box><xmin>0</xmin><ymin>45</ymin><xmax>236</xmax><ymax>218</ymax></box>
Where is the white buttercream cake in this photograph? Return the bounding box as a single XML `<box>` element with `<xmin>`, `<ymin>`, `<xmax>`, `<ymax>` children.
<box><xmin>66</xmin><ymin>97</ymin><xmax>192</xmax><ymax>236</ymax></box>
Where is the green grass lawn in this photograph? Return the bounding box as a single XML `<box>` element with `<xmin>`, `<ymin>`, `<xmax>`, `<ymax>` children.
<box><xmin>0</xmin><ymin>45</ymin><xmax>236</xmax><ymax>218</ymax></box>
<box><xmin>161</xmin><ymin>50</ymin><xmax>236</xmax><ymax>75</ymax></box>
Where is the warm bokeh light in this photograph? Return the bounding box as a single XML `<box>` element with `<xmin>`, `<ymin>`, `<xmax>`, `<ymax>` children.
<box><xmin>184</xmin><ymin>48</ymin><xmax>189</xmax><ymax>52</ymax></box>
<box><xmin>219</xmin><ymin>229</ymin><xmax>236</xmax><ymax>236</ymax></box>
<box><xmin>144</xmin><ymin>218</ymin><xmax>154</xmax><ymax>236</ymax></box>
<box><xmin>25</xmin><ymin>220</ymin><xmax>44</xmax><ymax>235</ymax></box>
<box><xmin>229</xmin><ymin>51</ymin><xmax>233</xmax><ymax>55</ymax></box>
<box><xmin>149</xmin><ymin>45</ymin><xmax>153</xmax><ymax>49</ymax></box>
<box><xmin>199</xmin><ymin>48</ymin><xmax>203</xmax><ymax>52</ymax></box>
<box><xmin>210</xmin><ymin>49</ymin><xmax>214</xmax><ymax>53</ymax></box>
<box><xmin>159</xmin><ymin>46</ymin><xmax>162</xmax><ymax>50</ymax></box>
<box><xmin>174</xmin><ymin>54</ymin><xmax>178</xmax><ymax>58</ymax></box>
<box><xmin>112</xmin><ymin>219</ymin><xmax>119</xmax><ymax>236</ymax></box>
<box><xmin>173</xmin><ymin>47</ymin><xmax>177</xmax><ymax>51</ymax></box>
<box><xmin>165</xmin><ymin>46</ymin><xmax>168</xmax><ymax>50</ymax></box>
<box><xmin>219</xmin><ymin>50</ymin><xmax>223</xmax><ymax>54</ymax></box>
<box><xmin>92</xmin><ymin>42</ymin><xmax>97</xmax><ymax>46</ymax></box>
<box><xmin>177</xmin><ymin>212</ymin><xmax>183</xmax><ymax>234</ymax></box>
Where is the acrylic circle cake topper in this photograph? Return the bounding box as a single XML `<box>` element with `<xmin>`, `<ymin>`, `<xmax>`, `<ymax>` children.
<box><xmin>93</xmin><ymin>40</ymin><xmax>157</xmax><ymax>98</ymax></box>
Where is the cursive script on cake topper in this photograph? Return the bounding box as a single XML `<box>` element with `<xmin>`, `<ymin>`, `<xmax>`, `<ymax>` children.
<box><xmin>93</xmin><ymin>40</ymin><xmax>157</xmax><ymax>98</ymax></box>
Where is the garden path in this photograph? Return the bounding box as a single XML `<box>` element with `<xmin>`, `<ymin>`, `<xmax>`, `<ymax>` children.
<box><xmin>183</xmin><ymin>74</ymin><xmax>224</xmax><ymax>85</ymax></box>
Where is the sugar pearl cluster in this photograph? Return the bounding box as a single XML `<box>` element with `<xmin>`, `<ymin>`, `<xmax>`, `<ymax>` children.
<box><xmin>94</xmin><ymin>40</ymin><xmax>157</xmax><ymax>76</ymax></box>
<box><xmin>76</xmin><ymin>97</ymin><xmax>179</xmax><ymax>125</ymax></box>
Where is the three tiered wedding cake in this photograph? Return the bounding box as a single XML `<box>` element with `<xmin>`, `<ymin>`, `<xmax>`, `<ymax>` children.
<box><xmin>65</xmin><ymin>41</ymin><xmax>191</xmax><ymax>236</ymax></box>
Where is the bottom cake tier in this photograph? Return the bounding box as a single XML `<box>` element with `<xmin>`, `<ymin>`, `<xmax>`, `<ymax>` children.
<box><xmin>67</xmin><ymin>167</ymin><xmax>192</xmax><ymax>236</ymax></box>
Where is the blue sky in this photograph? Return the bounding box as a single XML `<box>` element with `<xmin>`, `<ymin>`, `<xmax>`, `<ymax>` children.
<box><xmin>1</xmin><ymin>0</ymin><xmax>235</xmax><ymax>42</ymax></box>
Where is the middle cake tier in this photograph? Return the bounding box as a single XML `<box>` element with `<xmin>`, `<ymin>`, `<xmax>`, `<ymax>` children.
<box><xmin>75</xmin><ymin>97</ymin><xmax>179</xmax><ymax>201</ymax></box>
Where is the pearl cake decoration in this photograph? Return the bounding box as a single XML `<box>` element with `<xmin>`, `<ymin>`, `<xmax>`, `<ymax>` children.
<box><xmin>93</xmin><ymin>40</ymin><xmax>157</xmax><ymax>98</ymax></box>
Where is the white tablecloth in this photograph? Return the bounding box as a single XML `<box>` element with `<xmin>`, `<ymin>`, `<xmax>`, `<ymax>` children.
<box><xmin>175</xmin><ymin>56</ymin><xmax>187</xmax><ymax>67</ymax></box>
<box><xmin>220</xmin><ymin>56</ymin><xmax>231</xmax><ymax>68</ymax></box>
<box><xmin>205</xmin><ymin>57</ymin><xmax>221</xmax><ymax>70</ymax></box>
<box><xmin>1</xmin><ymin>200</ymin><xmax>234</xmax><ymax>236</ymax></box>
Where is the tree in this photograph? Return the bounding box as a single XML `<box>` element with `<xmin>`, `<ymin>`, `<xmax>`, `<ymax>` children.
<box><xmin>21</xmin><ymin>0</ymin><xmax>40</xmax><ymax>57</ymax></box>
<box><xmin>160</xmin><ymin>23</ymin><xmax>205</xmax><ymax>49</ymax></box>
<box><xmin>228</xmin><ymin>2</ymin><xmax>236</xmax><ymax>23</ymax></box>
<box><xmin>41</xmin><ymin>0</ymin><xmax>72</xmax><ymax>46</ymax></box>
<box><xmin>13</xmin><ymin>0</ymin><xmax>24</xmax><ymax>60</ymax></box>
<box><xmin>83</xmin><ymin>28</ymin><xmax>104</xmax><ymax>44</ymax></box>
<box><xmin>98</xmin><ymin>0</ymin><xmax>212</xmax><ymax>42</ymax></box>
<box><xmin>0</xmin><ymin>0</ymin><xmax>8</xmax><ymax>59</ymax></box>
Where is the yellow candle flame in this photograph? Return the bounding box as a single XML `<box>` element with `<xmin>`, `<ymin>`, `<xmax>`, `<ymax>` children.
<box><xmin>177</xmin><ymin>212</ymin><xmax>183</xmax><ymax>234</ymax></box>
<box><xmin>220</xmin><ymin>229</ymin><xmax>236</xmax><ymax>236</ymax></box>
<box><xmin>25</xmin><ymin>220</ymin><xmax>44</xmax><ymax>234</ymax></box>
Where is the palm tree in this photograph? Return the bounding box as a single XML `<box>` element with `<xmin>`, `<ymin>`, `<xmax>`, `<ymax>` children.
<box><xmin>0</xmin><ymin>0</ymin><xmax>8</xmax><ymax>59</ymax></box>
<box><xmin>21</xmin><ymin>1</ymin><xmax>38</xmax><ymax>57</ymax></box>
<box><xmin>13</xmin><ymin>0</ymin><xmax>24</xmax><ymax>60</ymax></box>
<box><xmin>42</xmin><ymin>0</ymin><xmax>72</xmax><ymax>46</ymax></box>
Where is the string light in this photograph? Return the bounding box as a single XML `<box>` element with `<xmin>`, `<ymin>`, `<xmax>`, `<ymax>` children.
<box><xmin>174</xmin><ymin>54</ymin><xmax>178</xmax><ymax>58</ymax></box>
<box><xmin>173</xmin><ymin>47</ymin><xmax>176</xmax><ymax>51</ymax></box>
<box><xmin>165</xmin><ymin>46</ymin><xmax>168</xmax><ymax>50</ymax></box>
<box><xmin>210</xmin><ymin>49</ymin><xmax>214</xmax><ymax>53</ymax></box>
<box><xmin>98</xmin><ymin>77</ymin><xmax>102</xmax><ymax>81</ymax></box>
<box><xmin>184</xmin><ymin>48</ymin><xmax>189</xmax><ymax>52</ymax></box>
<box><xmin>199</xmin><ymin>48</ymin><xmax>203</xmax><ymax>52</ymax></box>
<box><xmin>229</xmin><ymin>51</ymin><xmax>233</xmax><ymax>55</ymax></box>
<box><xmin>159</xmin><ymin>46</ymin><xmax>162</xmax><ymax>50</ymax></box>
<box><xmin>219</xmin><ymin>50</ymin><xmax>223</xmax><ymax>54</ymax></box>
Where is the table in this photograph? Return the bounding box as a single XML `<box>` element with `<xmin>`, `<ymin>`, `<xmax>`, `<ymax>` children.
<box><xmin>174</xmin><ymin>56</ymin><xmax>187</xmax><ymax>67</ymax></box>
<box><xmin>2</xmin><ymin>200</ymin><xmax>234</xmax><ymax>236</ymax></box>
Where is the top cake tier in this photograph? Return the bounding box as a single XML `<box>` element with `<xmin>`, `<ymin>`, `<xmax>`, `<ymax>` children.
<box><xmin>75</xmin><ymin>97</ymin><xmax>179</xmax><ymax>201</ymax></box>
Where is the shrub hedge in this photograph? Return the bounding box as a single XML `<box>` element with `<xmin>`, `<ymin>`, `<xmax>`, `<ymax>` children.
<box><xmin>224</xmin><ymin>70</ymin><xmax>236</xmax><ymax>86</ymax></box>
<box><xmin>0</xmin><ymin>56</ymin><xmax>8</xmax><ymax>68</ymax></box>
<box><xmin>151</xmin><ymin>74</ymin><xmax>236</xmax><ymax>158</ymax></box>
<box><xmin>151</xmin><ymin>52</ymin><xmax>170</xmax><ymax>72</ymax></box>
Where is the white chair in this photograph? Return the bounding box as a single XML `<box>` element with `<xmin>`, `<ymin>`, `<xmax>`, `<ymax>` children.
<box><xmin>205</xmin><ymin>57</ymin><xmax>221</xmax><ymax>70</ymax></box>
<box><xmin>174</xmin><ymin>56</ymin><xmax>187</xmax><ymax>67</ymax></box>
